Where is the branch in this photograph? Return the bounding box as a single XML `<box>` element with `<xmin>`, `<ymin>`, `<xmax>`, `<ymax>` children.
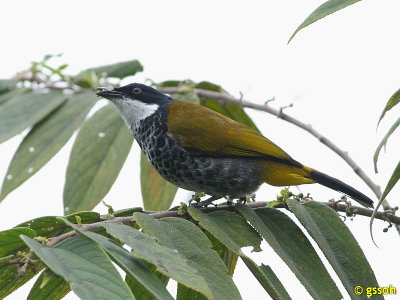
<box><xmin>45</xmin><ymin>201</ymin><xmax>399</xmax><ymax>249</ymax></box>
<box><xmin>157</xmin><ymin>87</ymin><xmax>389</xmax><ymax>210</ymax></box>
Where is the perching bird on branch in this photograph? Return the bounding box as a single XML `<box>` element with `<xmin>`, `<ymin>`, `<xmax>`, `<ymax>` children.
<box><xmin>96</xmin><ymin>83</ymin><xmax>374</xmax><ymax>208</ymax></box>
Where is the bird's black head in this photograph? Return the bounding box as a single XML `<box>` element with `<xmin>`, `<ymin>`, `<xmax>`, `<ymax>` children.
<box><xmin>96</xmin><ymin>83</ymin><xmax>173</xmax><ymax>126</ymax></box>
<box><xmin>96</xmin><ymin>83</ymin><xmax>170</xmax><ymax>105</ymax></box>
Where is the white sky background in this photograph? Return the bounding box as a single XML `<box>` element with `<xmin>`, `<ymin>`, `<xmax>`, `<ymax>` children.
<box><xmin>1</xmin><ymin>0</ymin><xmax>400</xmax><ymax>299</ymax></box>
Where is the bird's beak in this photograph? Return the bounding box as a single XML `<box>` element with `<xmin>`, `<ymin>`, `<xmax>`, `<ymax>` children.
<box><xmin>96</xmin><ymin>87</ymin><xmax>125</xmax><ymax>100</ymax></box>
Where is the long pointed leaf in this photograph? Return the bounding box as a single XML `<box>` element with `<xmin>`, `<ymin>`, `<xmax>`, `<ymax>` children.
<box><xmin>134</xmin><ymin>213</ymin><xmax>242</xmax><ymax>300</ymax></box>
<box><xmin>380</xmin><ymin>160</ymin><xmax>400</xmax><ymax>206</ymax></box>
<box><xmin>102</xmin><ymin>222</ymin><xmax>213</xmax><ymax>299</ymax></box>
<box><xmin>373</xmin><ymin>116</ymin><xmax>400</xmax><ymax>173</ymax></box>
<box><xmin>289</xmin><ymin>0</ymin><xmax>363</xmax><ymax>43</ymax></box>
<box><xmin>140</xmin><ymin>153</ymin><xmax>178</xmax><ymax>210</ymax></box>
<box><xmin>1</xmin><ymin>93</ymin><xmax>97</xmax><ymax>201</ymax></box>
<box><xmin>0</xmin><ymin>227</ymin><xmax>40</xmax><ymax>299</ymax></box>
<box><xmin>63</xmin><ymin>104</ymin><xmax>133</xmax><ymax>213</ymax></box>
<box><xmin>237</xmin><ymin>205</ymin><xmax>341</xmax><ymax>300</ymax></box>
<box><xmin>188</xmin><ymin>208</ymin><xmax>291</xmax><ymax>300</ymax></box>
<box><xmin>21</xmin><ymin>235</ymin><xmax>135</xmax><ymax>300</ymax></box>
<box><xmin>27</xmin><ymin>269</ymin><xmax>71</xmax><ymax>300</ymax></box>
<box><xmin>0</xmin><ymin>91</ymin><xmax>67</xmax><ymax>143</ymax></box>
<box><xmin>378</xmin><ymin>87</ymin><xmax>400</xmax><ymax>125</ymax></box>
<box><xmin>288</xmin><ymin>200</ymin><xmax>381</xmax><ymax>300</ymax></box>
<box><xmin>63</xmin><ymin>220</ymin><xmax>174</xmax><ymax>300</ymax></box>
<box><xmin>79</xmin><ymin>60</ymin><xmax>143</xmax><ymax>79</ymax></box>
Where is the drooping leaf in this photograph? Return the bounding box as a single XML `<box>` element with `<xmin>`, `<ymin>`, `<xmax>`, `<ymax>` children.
<box><xmin>188</xmin><ymin>208</ymin><xmax>291</xmax><ymax>300</ymax></box>
<box><xmin>205</xmin><ymin>232</ymin><xmax>238</xmax><ymax>277</ymax></box>
<box><xmin>378</xmin><ymin>87</ymin><xmax>400</xmax><ymax>125</ymax></box>
<box><xmin>102</xmin><ymin>222</ymin><xmax>213</xmax><ymax>299</ymax></box>
<box><xmin>0</xmin><ymin>90</ymin><xmax>67</xmax><ymax>143</ymax></box>
<box><xmin>0</xmin><ymin>93</ymin><xmax>97</xmax><ymax>201</ymax></box>
<box><xmin>140</xmin><ymin>153</ymin><xmax>178</xmax><ymax>211</ymax></box>
<box><xmin>373</xmin><ymin>116</ymin><xmax>400</xmax><ymax>173</ymax></box>
<box><xmin>80</xmin><ymin>60</ymin><xmax>143</xmax><ymax>79</ymax></box>
<box><xmin>241</xmin><ymin>257</ymin><xmax>292</xmax><ymax>300</ymax></box>
<box><xmin>0</xmin><ymin>227</ymin><xmax>41</xmax><ymax>299</ymax></box>
<box><xmin>63</xmin><ymin>220</ymin><xmax>173</xmax><ymax>300</ymax></box>
<box><xmin>288</xmin><ymin>200</ymin><xmax>381</xmax><ymax>300</ymax></box>
<box><xmin>27</xmin><ymin>268</ymin><xmax>71</xmax><ymax>300</ymax></box>
<box><xmin>288</xmin><ymin>0</ymin><xmax>363</xmax><ymax>43</ymax></box>
<box><xmin>125</xmin><ymin>261</ymin><xmax>170</xmax><ymax>300</ymax></box>
<box><xmin>17</xmin><ymin>211</ymin><xmax>101</xmax><ymax>237</ymax></box>
<box><xmin>134</xmin><ymin>213</ymin><xmax>242</xmax><ymax>300</ymax></box>
<box><xmin>63</xmin><ymin>104</ymin><xmax>133</xmax><ymax>213</ymax></box>
<box><xmin>237</xmin><ymin>205</ymin><xmax>341</xmax><ymax>300</ymax></box>
<box><xmin>188</xmin><ymin>209</ymin><xmax>262</xmax><ymax>253</ymax></box>
<box><xmin>0</xmin><ymin>253</ymin><xmax>44</xmax><ymax>299</ymax></box>
<box><xmin>0</xmin><ymin>227</ymin><xmax>36</xmax><ymax>257</ymax></box>
<box><xmin>0</xmin><ymin>89</ymin><xmax>26</xmax><ymax>106</ymax></box>
<box><xmin>0</xmin><ymin>79</ymin><xmax>18</xmax><ymax>95</ymax></box>
<box><xmin>21</xmin><ymin>235</ymin><xmax>135</xmax><ymax>300</ymax></box>
<box><xmin>379</xmin><ymin>160</ymin><xmax>400</xmax><ymax>207</ymax></box>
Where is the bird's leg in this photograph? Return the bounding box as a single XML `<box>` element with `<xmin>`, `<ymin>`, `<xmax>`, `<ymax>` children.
<box><xmin>225</xmin><ymin>196</ymin><xmax>233</xmax><ymax>205</ymax></box>
<box><xmin>192</xmin><ymin>196</ymin><xmax>219</xmax><ymax>208</ymax></box>
<box><xmin>238</xmin><ymin>196</ymin><xmax>247</xmax><ymax>204</ymax></box>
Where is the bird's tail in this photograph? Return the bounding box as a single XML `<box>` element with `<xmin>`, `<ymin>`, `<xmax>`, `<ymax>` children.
<box><xmin>308</xmin><ymin>169</ymin><xmax>374</xmax><ymax>208</ymax></box>
<box><xmin>262</xmin><ymin>160</ymin><xmax>374</xmax><ymax>208</ymax></box>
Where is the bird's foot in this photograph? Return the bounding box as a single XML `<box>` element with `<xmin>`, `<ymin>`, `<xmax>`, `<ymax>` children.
<box><xmin>191</xmin><ymin>196</ymin><xmax>219</xmax><ymax>208</ymax></box>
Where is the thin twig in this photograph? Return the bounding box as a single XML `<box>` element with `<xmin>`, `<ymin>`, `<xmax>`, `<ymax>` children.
<box><xmin>45</xmin><ymin>201</ymin><xmax>399</xmax><ymax>249</ymax></box>
<box><xmin>157</xmin><ymin>87</ymin><xmax>389</xmax><ymax>210</ymax></box>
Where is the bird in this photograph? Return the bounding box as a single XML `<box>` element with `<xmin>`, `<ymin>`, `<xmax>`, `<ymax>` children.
<box><xmin>96</xmin><ymin>83</ymin><xmax>374</xmax><ymax>208</ymax></box>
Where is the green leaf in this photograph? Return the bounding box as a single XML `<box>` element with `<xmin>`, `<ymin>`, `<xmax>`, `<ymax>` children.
<box><xmin>373</xmin><ymin>116</ymin><xmax>400</xmax><ymax>173</ymax></box>
<box><xmin>63</xmin><ymin>220</ymin><xmax>173</xmax><ymax>300</ymax></box>
<box><xmin>125</xmin><ymin>262</ymin><xmax>170</xmax><ymax>300</ymax></box>
<box><xmin>17</xmin><ymin>212</ymin><xmax>101</xmax><ymax>237</ymax></box>
<box><xmin>63</xmin><ymin>104</ymin><xmax>133</xmax><ymax>213</ymax></box>
<box><xmin>196</xmin><ymin>81</ymin><xmax>260</xmax><ymax>133</ymax></box>
<box><xmin>140</xmin><ymin>153</ymin><xmax>178</xmax><ymax>211</ymax></box>
<box><xmin>288</xmin><ymin>200</ymin><xmax>381</xmax><ymax>300</ymax></box>
<box><xmin>188</xmin><ymin>209</ymin><xmax>262</xmax><ymax>253</ymax></box>
<box><xmin>378</xmin><ymin>87</ymin><xmax>400</xmax><ymax>125</ymax></box>
<box><xmin>158</xmin><ymin>80</ymin><xmax>183</xmax><ymax>88</ymax></box>
<box><xmin>205</xmin><ymin>232</ymin><xmax>238</xmax><ymax>276</ymax></box>
<box><xmin>241</xmin><ymin>258</ymin><xmax>291</xmax><ymax>300</ymax></box>
<box><xmin>0</xmin><ymin>227</ymin><xmax>41</xmax><ymax>299</ymax></box>
<box><xmin>134</xmin><ymin>213</ymin><xmax>242</xmax><ymax>300</ymax></box>
<box><xmin>27</xmin><ymin>269</ymin><xmax>71</xmax><ymax>300</ymax></box>
<box><xmin>0</xmin><ymin>227</ymin><xmax>36</xmax><ymax>257</ymax></box>
<box><xmin>0</xmin><ymin>254</ymin><xmax>44</xmax><ymax>299</ymax></box>
<box><xmin>21</xmin><ymin>235</ymin><xmax>135</xmax><ymax>300</ymax></box>
<box><xmin>0</xmin><ymin>90</ymin><xmax>67</xmax><ymax>143</ymax></box>
<box><xmin>102</xmin><ymin>222</ymin><xmax>213</xmax><ymax>299</ymax></box>
<box><xmin>0</xmin><ymin>79</ymin><xmax>18</xmax><ymax>95</ymax></box>
<box><xmin>0</xmin><ymin>93</ymin><xmax>97</xmax><ymax>201</ymax></box>
<box><xmin>237</xmin><ymin>205</ymin><xmax>341</xmax><ymax>300</ymax></box>
<box><xmin>289</xmin><ymin>0</ymin><xmax>363</xmax><ymax>43</ymax></box>
<box><xmin>0</xmin><ymin>89</ymin><xmax>25</xmax><ymax>106</ymax></box>
<box><xmin>80</xmin><ymin>60</ymin><xmax>143</xmax><ymax>79</ymax></box>
<box><xmin>380</xmin><ymin>159</ymin><xmax>400</xmax><ymax>205</ymax></box>
<box><xmin>188</xmin><ymin>208</ymin><xmax>291</xmax><ymax>300</ymax></box>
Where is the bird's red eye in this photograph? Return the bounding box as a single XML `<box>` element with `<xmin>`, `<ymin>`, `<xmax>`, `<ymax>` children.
<box><xmin>132</xmin><ymin>87</ymin><xmax>142</xmax><ymax>95</ymax></box>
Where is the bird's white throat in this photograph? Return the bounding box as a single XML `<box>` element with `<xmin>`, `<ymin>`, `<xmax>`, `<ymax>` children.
<box><xmin>112</xmin><ymin>98</ymin><xmax>159</xmax><ymax>130</ymax></box>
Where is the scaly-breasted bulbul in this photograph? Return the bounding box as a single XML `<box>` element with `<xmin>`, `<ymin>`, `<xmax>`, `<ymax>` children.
<box><xmin>96</xmin><ymin>83</ymin><xmax>373</xmax><ymax>208</ymax></box>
